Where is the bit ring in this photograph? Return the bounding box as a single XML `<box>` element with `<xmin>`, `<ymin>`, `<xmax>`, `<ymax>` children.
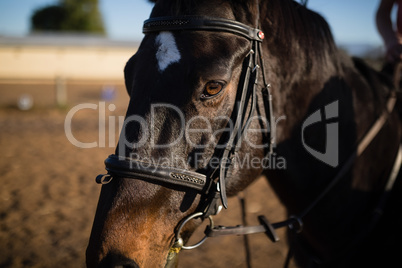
<box><xmin>175</xmin><ymin>212</ymin><xmax>214</xmax><ymax>250</ymax></box>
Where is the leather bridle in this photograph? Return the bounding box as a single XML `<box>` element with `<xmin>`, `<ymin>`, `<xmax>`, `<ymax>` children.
<box><xmin>96</xmin><ymin>15</ymin><xmax>274</xmax><ymax>219</ymax></box>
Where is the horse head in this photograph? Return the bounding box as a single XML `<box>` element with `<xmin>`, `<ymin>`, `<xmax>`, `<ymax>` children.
<box><xmin>86</xmin><ymin>1</ymin><xmax>270</xmax><ymax>267</ymax></box>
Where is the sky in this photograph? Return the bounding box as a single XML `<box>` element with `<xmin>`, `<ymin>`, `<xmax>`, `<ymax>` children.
<box><xmin>0</xmin><ymin>0</ymin><xmax>390</xmax><ymax>47</ymax></box>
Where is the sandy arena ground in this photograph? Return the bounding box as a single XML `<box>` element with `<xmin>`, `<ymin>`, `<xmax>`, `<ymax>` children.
<box><xmin>0</xmin><ymin>82</ymin><xmax>289</xmax><ymax>268</ymax></box>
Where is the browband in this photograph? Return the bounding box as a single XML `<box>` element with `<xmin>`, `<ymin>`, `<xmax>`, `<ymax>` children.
<box><xmin>143</xmin><ymin>16</ymin><xmax>265</xmax><ymax>42</ymax></box>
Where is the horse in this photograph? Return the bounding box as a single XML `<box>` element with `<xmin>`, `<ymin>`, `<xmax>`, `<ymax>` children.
<box><xmin>86</xmin><ymin>0</ymin><xmax>402</xmax><ymax>267</ymax></box>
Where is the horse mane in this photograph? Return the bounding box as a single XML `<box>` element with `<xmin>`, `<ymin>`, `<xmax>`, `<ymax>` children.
<box><xmin>148</xmin><ymin>0</ymin><xmax>201</xmax><ymax>15</ymax></box>
<box><xmin>264</xmin><ymin>0</ymin><xmax>339</xmax><ymax>76</ymax></box>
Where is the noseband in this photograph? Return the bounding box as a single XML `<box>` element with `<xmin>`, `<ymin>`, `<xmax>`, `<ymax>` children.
<box><xmin>97</xmin><ymin>15</ymin><xmax>274</xmax><ymax>216</ymax></box>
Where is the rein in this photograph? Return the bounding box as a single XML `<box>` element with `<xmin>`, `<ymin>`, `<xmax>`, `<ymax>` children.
<box><xmin>203</xmin><ymin>91</ymin><xmax>400</xmax><ymax>238</ymax></box>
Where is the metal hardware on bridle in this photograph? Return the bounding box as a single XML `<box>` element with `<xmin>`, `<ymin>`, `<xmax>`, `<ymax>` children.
<box><xmin>174</xmin><ymin>212</ymin><xmax>214</xmax><ymax>250</ymax></box>
<box><xmin>166</xmin><ymin>212</ymin><xmax>214</xmax><ymax>268</ymax></box>
<box><xmin>95</xmin><ymin>174</ymin><xmax>113</xmax><ymax>185</ymax></box>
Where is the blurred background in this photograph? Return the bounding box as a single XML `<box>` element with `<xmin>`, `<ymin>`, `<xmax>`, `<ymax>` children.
<box><xmin>0</xmin><ymin>0</ymin><xmax>390</xmax><ymax>267</ymax></box>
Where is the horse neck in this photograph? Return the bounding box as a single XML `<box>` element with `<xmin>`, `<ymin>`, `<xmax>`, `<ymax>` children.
<box><xmin>258</xmin><ymin>0</ymin><xmax>348</xmax><ymax>203</ymax></box>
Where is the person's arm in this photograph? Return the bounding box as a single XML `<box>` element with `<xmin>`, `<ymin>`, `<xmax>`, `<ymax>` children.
<box><xmin>377</xmin><ymin>0</ymin><xmax>397</xmax><ymax>48</ymax></box>
<box><xmin>376</xmin><ymin>0</ymin><xmax>402</xmax><ymax>62</ymax></box>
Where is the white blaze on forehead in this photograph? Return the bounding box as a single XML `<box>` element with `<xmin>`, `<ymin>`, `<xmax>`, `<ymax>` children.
<box><xmin>155</xmin><ymin>31</ymin><xmax>181</xmax><ymax>72</ymax></box>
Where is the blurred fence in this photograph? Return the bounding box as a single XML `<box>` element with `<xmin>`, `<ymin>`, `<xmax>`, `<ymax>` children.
<box><xmin>0</xmin><ymin>35</ymin><xmax>138</xmax><ymax>108</ymax></box>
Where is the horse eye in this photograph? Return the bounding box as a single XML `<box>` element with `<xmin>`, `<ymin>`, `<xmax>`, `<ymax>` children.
<box><xmin>201</xmin><ymin>81</ymin><xmax>225</xmax><ymax>99</ymax></box>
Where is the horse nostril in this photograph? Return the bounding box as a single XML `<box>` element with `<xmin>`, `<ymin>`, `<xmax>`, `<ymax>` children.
<box><xmin>99</xmin><ymin>253</ymin><xmax>139</xmax><ymax>268</ymax></box>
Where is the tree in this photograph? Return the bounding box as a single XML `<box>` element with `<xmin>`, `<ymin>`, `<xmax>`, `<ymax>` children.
<box><xmin>31</xmin><ymin>0</ymin><xmax>106</xmax><ymax>35</ymax></box>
